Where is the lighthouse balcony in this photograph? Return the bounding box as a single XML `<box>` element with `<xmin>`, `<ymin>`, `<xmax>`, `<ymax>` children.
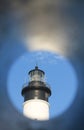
<box><xmin>23</xmin><ymin>81</ymin><xmax>51</xmax><ymax>90</ymax></box>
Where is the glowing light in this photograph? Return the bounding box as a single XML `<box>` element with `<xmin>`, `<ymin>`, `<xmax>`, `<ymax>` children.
<box><xmin>7</xmin><ymin>51</ymin><xmax>77</xmax><ymax>119</ymax></box>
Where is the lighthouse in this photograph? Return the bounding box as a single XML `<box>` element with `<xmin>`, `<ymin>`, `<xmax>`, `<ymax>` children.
<box><xmin>21</xmin><ymin>66</ymin><xmax>51</xmax><ymax>120</ymax></box>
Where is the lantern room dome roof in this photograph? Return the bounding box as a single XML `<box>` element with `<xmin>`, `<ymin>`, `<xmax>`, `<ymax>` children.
<box><xmin>28</xmin><ymin>66</ymin><xmax>45</xmax><ymax>75</ymax></box>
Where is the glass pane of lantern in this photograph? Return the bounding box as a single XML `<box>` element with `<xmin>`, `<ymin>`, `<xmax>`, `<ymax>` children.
<box><xmin>29</xmin><ymin>70</ymin><xmax>45</xmax><ymax>82</ymax></box>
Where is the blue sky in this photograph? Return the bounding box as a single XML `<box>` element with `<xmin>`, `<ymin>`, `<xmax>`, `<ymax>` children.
<box><xmin>7</xmin><ymin>51</ymin><xmax>77</xmax><ymax>119</ymax></box>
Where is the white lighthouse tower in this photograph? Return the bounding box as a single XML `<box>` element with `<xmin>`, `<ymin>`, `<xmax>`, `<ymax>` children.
<box><xmin>21</xmin><ymin>66</ymin><xmax>51</xmax><ymax>120</ymax></box>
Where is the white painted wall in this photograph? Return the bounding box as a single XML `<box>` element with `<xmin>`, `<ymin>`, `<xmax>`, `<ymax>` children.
<box><xmin>23</xmin><ymin>99</ymin><xmax>49</xmax><ymax>120</ymax></box>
